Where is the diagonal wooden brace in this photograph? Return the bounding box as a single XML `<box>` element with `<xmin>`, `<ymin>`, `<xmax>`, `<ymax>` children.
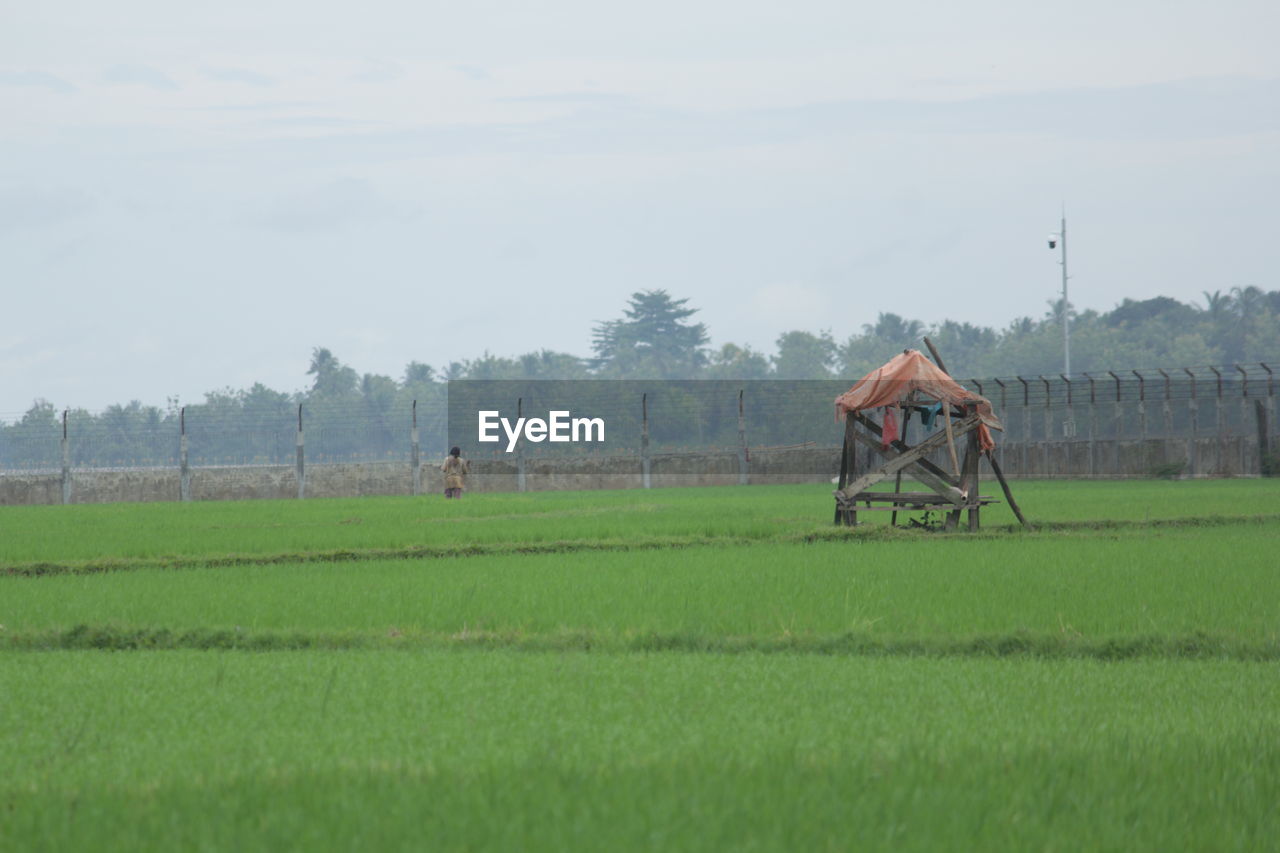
<box><xmin>851</xmin><ymin>411</ymin><xmax>961</xmax><ymax>488</ymax></box>
<box><xmin>846</xmin><ymin>429</ymin><xmax>967</xmax><ymax>505</ymax></box>
<box><xmin>839</xmin><ymin>413</ymin><xmax>981</xmax><ymax>505</ymax></box>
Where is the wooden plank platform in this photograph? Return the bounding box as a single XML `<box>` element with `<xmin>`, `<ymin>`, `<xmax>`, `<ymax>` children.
<box><xmin>841</xmin><ymin>491</ymin><xmax>999</xmax><ymax>505</ymax></box>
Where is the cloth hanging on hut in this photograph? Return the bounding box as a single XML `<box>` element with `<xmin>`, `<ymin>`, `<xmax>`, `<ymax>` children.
<box><xmin>919</xmin><ymin>401</ymin><xmax>943</xmax><ymax>431</ymax></box>
<box><xmin>881</xmin><ymin>405</ymin><xmax>899</xmax><ymax>449</ymax></box>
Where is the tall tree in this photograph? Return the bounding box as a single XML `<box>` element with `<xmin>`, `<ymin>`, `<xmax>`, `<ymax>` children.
<box><xmin>704</xmin><ymin>343</ymin><xmax>771</xmax><ymax>379</ymax></box>
<box><xmin>307</xmin><ymin>347</ymin><xmax>358</xmax><ymax>398</ymax></box>
<box><xmin>592</xmin><ymin>290</ymin><xmax>709</xmax><ymax>378</ymax></box>
<box><xmin>772</xmin><ymin>331</ymin><xmax>837</xmax><ymax>379</ymax></box>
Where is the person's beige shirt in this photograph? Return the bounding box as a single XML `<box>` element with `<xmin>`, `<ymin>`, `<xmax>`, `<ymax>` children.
<box><xmin>442</xmin><ymin>455</ymin><xmax>469</xmax><ymax>489</ymax></box>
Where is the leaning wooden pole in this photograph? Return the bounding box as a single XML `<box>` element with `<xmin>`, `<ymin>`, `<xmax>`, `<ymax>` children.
<box><xmin>985</xmin><ymin>450</ymin><xmax>1030</xmax><ymax>527</ymax></box>
<box><xmin>922</xmin><ymin>336</ymin><xmax>949</xmax><ymax>374</ymax></box>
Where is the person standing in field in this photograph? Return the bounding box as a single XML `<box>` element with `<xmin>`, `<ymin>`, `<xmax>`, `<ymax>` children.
<box><xmin>441</xmin><ymin>446</ymin><xmax>469</xmax><ymax>498</ymax></box>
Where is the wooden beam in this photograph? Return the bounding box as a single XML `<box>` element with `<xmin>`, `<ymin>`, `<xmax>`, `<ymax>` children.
<box><xmin>834</xmin><ymin>413</ymin><xmax>853</xmax><ymax>524</ymax></box>
<box><xmin>840</xmin><ymin>414</ymin><xmax>980</xmax><ymax>503</ymax></box>
<box><xmin>891</xmin><ymin>409</ymin><xmax>910</xmax><ymax>527</ymax></box>
<box><xmin>846</xmin><ymin>427</ymin><xmax>965</xmax><ymax>502</ymax></box>
<box><xmin>844</xmin><ymin>491</ymin><xmax>999</xmax><ymax>503</ymax></box>
<box><xmin>851</xmin><ymin>412</ymin><xmax>961</xmax><ymax>487</ymax></box>
<box><xmin>943</xmin><ymin>404</ymin><xmax>960</xmax><ymax>475</ymax></box>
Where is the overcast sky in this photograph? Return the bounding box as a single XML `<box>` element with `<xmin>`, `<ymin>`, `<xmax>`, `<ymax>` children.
<box><xmin>2</xmin><ymin>0</ymin><xmax>1277</xmax><ymax>417</ymax></box>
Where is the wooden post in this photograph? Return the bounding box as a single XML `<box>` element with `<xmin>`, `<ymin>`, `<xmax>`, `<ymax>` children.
<box><xmin>960</xmin><ymin>405</ymin><xmax>981</xmax><ymax>531</ymax></box>
<box><xmin>890</xmin><ymin>409</ymin><xmax>910</xmax><ymax>527</ymax></box>
<box><xmin>835</xmin><ymin>413</ymin><xmax>850</xmax><ymax>525</ymax></box>
<box><xmin>836</xmin><ymin>413</ymin><xmax>859</xmax><ymax>527</ymax></box>
<box><xmin>942</xmin><ymin>403</ymin><xmax>960</xmax><ymax>476</ymax></box>
<box><xmin>179</xmin><ymin>407</ymin><xmax>191</xmax><ymax>502</ymax></box>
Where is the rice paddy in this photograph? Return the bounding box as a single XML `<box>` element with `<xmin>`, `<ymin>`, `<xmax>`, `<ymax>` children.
<box><xmin>2</xmin><ymin>480</ymin><xmax>1278</xmax><ymax>850</ymax></box>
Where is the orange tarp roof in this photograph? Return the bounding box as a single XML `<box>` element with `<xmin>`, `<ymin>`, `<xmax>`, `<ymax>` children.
<box><xmin>835</xmin><ymin>349</ymin><xmax>1002</xmax><ymax>448</ymax></box>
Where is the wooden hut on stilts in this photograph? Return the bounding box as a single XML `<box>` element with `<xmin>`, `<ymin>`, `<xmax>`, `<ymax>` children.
<box><xmin>833</xmin><ymin>343</ymin><xmax>1028</xmax><ymax>531</ymax></box>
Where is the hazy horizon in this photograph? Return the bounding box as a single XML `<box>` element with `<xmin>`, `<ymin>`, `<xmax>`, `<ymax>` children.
<box><xmin>4</xmin><ymin>0</ymin><xmax>1277</xmax><ymax>415</ymax></box>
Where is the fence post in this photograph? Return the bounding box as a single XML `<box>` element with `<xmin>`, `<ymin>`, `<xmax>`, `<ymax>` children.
<box><xmin>60</xmin><ymin>409</ymin><xmax>71</xmax><ymax>505</ymax></box>
<box><xmin>1017</xmin><ymin>377</ymin><xmax>1029</xmax><ymax>476</ymax></box>
<box><xmin>180</xmin><ymin>407</ymin><xmax>191</xmax><ymax>502</ymax></box>
<box><xmin>1154</xmin><ymin>369</ymin><xmax>1173</xmax><ymax>467</ymax></box>
<box><xmin>1209</xmin><ymin>366</ymin><xmax>1225</xmax><ymax>474</ymax></box>
<box><xmin>1083</xmin><ymin>373</ymin><xmax>1097</xmax><ymax>477</ymax></box>
<box><xmin>1129</xmin><ymin>370</ymin><xmax>1146</xmax><ymax>440</ymax></box>
<box><xmin>1108</xmin><ymin>371</ymin><xmax>1122</xmax><ymax>475</ymax></box>
<box><xmin>516</xmin><ymin>397</ymin><xmax>527</xmax><ymax>493</ymax></box>
<box><xmin>296</xmin><ymin>404</ymin><xmax>305</xmax><ymax>499</ymax></box>
<box><xmin>641</xmin><ymin>393</ymin><xmax>652</xmax><ymax>489</ymax></box>
<box><xmin>1157</xmin><ymin>369</ymin><xmax>1173</xmax><ymax>437</ymax></box>
<box><xmin>1184</xmin><ymin>368</ymin><xmax>1199</xmax><ymax>476</ymax></box>
<box><xmin>736</xmin><ymin>389</ymin><xmax>749</xmax><ymax>486</ymax></box>
<box><xmin>1263</xmin><ymin>364</ymin><xmax>1276</xmax><ymax>463</ymax></box>
<box><xmin>1256</xmin><ymin>400</ymin><xmax>1272</xmax><ymax>476</ymax></box>
<box><xmin>1060</xmin><ymin>373</ymin><xmax>1076</xmax><ymax>439</ymax></box>
<box><xmin>1039</xmin><ymin>376</ymin><xmax>1051</xmax><ymax>476</ymax></box>
<box><xmin>1236</xmin><ymin>365</ymin><xmax>1250</xmax><ymax>474</ymax></box>
<box><xmin>992</xmin><ymin>378</ymin><xmax>1006</xmax><ymax>472</ymax></box>
<box><xmin>410</xmin><ymin>400</ymin><xmax>421</xmax><ymax>496</ymax></box>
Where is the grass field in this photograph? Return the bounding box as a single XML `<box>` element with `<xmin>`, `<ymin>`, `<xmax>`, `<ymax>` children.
<box><xmin>3</xmin><ymin>481</ymin><xmax>1279</xmax><ymax>850</ymax></box>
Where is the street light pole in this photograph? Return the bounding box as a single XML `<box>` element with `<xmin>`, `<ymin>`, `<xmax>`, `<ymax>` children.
<box><xmin>1048</xmin><ymin>208</ymin><xmax>1070</xmax><ymax>376</ymax></box>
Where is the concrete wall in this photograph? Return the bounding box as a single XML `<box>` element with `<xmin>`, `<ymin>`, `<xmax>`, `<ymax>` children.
<box><xmin>1</xmin><ymin>433</ymin><xmax>1274</xmax><ymax>506</ymax></box>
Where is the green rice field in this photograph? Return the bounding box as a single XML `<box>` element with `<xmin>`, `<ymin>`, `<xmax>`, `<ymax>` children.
<box><xmin>2</xmin><ymin>480</ymin><xmax>1279</xmax><ymax>851</ymax></box>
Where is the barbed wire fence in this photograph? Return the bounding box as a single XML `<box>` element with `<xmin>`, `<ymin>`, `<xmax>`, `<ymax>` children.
<box><xmin>1</xmin><ymin>362</ymin><xmax>1275</xmax><ymax>503</ymax></box>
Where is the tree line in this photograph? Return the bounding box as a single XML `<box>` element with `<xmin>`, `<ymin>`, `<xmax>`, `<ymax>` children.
<box><xmin>2</xmin><ymin>286</ymin><xmax>1277</xmax><ymax>469</ymax></box>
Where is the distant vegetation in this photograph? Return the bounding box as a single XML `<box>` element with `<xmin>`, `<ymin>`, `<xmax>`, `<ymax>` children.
<box><xmin>2</xmin><ymin>287</ymin><xmax>1277</xmax><ymax>467</ymax></box>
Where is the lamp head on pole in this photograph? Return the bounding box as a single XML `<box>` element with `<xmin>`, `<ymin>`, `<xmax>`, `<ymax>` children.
<box><xmin>1047</xmin><ymin>234</ymin><xmax>1059</xmax><ymax>249</ymax></box>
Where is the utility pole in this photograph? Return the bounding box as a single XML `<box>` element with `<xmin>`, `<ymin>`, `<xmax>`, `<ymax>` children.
<box><xmin>1048</xmin><ymin>208</ymin><xmax>1071</xmax><ymax>376</ymax></box>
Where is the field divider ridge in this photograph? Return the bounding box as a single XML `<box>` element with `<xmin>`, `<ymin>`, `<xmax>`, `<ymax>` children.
<box><xmin>6</xmin><ymin>512</ymin><xmax>1280</xmax><ymax>578</ymax></box>
<box><xmin>2</xmin><ymin>624</ymin><xmax>1277</xmax><ymax>662</ymax></box>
